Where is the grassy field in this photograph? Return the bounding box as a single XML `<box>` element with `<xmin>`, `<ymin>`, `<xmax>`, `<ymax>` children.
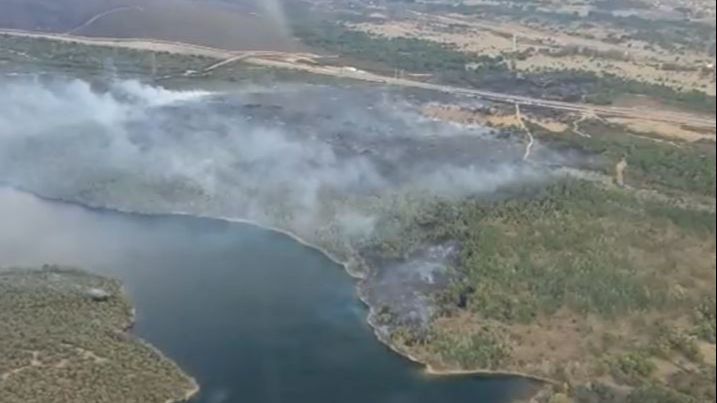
<box><xmin>429</xmin><ymin>1</ymin><xmax>715</xmax><ymax>53</ymax></box>
<box><xmin>293</xmin><ymin>21</ymin><xmax>716</xmax><ymax>114</ymax></box>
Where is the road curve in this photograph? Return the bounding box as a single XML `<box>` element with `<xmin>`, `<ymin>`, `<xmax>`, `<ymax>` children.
<box><xmin>64</xmin><ymin>6</ymin><xmax>144</xmax><ymax>35</ymax></box>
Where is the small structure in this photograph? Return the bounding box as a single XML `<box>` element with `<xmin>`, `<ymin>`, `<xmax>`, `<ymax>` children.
<box><xmin>86</xmin><ymin>288</ymin><xmax>112</xmax><ymax>302</ymax></box>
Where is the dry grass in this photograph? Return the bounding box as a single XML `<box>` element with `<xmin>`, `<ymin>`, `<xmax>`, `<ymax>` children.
<box><xmin>606</xmin><ymin>117</ymin><xmax>715</xmax><ymax>142</ymax></box>
<box><xmin>516</xmin><ymin>54</ymin><xmax>715</xmax><ymax>95</ymax></box>
<box><xmin>347</xmin><ymin>20</ymin><xmax>514</xmax><ymax>56</ymax></box>
<box><xmin>421</xmin><ymin>104</ymin><xmax>569</xmax><ymax>133</ymax></box>
<box><xmin>346</xmin><ymin>11</ymin><xmax>715</xmax><ymax>95</ymax></box>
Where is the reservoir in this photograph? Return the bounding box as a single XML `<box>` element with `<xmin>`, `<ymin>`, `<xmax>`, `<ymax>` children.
<box><xmin>0</xmin><ymin>187</ymin><xmax>533</xmax><ymax>403</ymax></box>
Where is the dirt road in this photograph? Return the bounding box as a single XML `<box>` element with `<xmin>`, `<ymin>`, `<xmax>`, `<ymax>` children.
<box><xmin>514</xmin><ymin>104</ymin><xmax>534</xmax><ymax>160</ymax></box>
<box><xmin>64</xmin><ymin>6</ymin><xmax>144</xmax><ymax>35</ymax></box>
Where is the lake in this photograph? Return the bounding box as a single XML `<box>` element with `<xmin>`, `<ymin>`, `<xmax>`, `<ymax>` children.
<box><xmin>0</xmin><ymin>187</ymin><xmax>533</xmax><ymax>403</ymax></box>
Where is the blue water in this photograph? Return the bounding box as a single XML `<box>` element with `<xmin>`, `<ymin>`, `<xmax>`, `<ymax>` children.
<box><xmin>0</xmin><ymin>188</ymin><xmax>533</xmax><ymax>403</ymax></box>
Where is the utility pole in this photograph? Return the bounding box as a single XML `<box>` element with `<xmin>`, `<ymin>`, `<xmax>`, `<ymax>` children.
<box><xmin>512</xmin><ymin>33</ymin><xmax>518</xmax><ymax>52</ymax></box>
<box><xmin>615</xmin><ymin>156</ymin><xmax>628</xmax><ymax>188</ymax></box>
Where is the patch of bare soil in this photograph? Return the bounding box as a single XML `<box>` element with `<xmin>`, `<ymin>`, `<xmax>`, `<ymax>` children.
<box><xmin>699</xmin><ymin>342</ymin><xmax>716</xmax><ymax>366</ymax></box>
<box><xmin>421</xmin><ymin>104</ymin><xmax>569</xmax><ymax>133</ymax></box>
<box><xmin>613</xmin><ymin>94</ymin><xmax>711</xmax><ymax>115</ymax></box>
<box><xmin>608</xmin><ymin>117</ymin><xmax>716</xmax><ymax>143</ymax></box>
<box><xmin>347</xmin><ymin>20</ymin><xmax>515</xmax><ymax>56</ymax></box>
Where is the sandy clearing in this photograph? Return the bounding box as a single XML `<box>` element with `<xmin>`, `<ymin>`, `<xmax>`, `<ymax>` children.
<box><xmin>607</xmin><ymin>117</ymin><xmax>716</xmax><ymax>142</ymax></box>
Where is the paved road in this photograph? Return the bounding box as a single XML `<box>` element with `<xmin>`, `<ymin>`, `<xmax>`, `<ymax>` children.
<box><xmin>245</xmin><ymin>57</ymin><xmax>716</xmax><ymax>129</ymax></box>
<box><xmin>2</xmin><ymin>29</ymin><xmax>715</xmax><ymax>129</ymax></box>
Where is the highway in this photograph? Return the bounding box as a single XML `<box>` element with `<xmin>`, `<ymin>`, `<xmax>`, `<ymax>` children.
<box><xmin>2</xmin><ymin>29</ymin><xmax>715</xmax><ymax>130</ymax></box>
<box><xmin>244</xmin><ymin>57</ymin><xmax>717</xmax><ymax>129</ymax></box>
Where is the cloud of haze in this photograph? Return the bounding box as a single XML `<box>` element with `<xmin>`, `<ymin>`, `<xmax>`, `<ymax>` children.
<box><xmin>255</xmin><ymin>0</ymin><xmax>291</xmax><ymax>38</ymax></box>
<box><xmin>0</xmin><ymin>76</ymin><xmax>551</xmax><ymax>241</ymax></box>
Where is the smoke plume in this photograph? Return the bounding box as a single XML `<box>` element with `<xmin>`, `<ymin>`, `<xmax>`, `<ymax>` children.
<box><xmin>0</xmin><ymin>76</ymin><xmax>550</xmax><ymax>241</ymax></box>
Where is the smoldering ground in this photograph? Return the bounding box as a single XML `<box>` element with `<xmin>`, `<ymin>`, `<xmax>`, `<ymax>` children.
<box><xmin>0</xmin><ymin>76</ymin><xmax>559</xmax><ymax>240</ymax></box>
<box><xmin>1</xmin><ymin>75</ymin><xmax>581</xmax><ymax>332</ymax></box>
<box><xmin>0</xmin><ymin>74</ymin><xmax>550</xmax><ymax>403</ymax></box>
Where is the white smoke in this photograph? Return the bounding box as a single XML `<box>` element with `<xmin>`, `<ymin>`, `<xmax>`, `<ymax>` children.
<box><xmin>114</xmin><ymin>80</ymin><xmax>212</xmax><ymax>107</ymax></box>
<box><xmin>419</xmin><ymin>164</ymin><xmax>543</xmax><ymax>196</ymax></box>
<box><xmin>0</xmin><ymin>77</ymin><xmax>550</xmax><ymax>239</ymax></box>
<box><xmin>255</xmin><ymin>0</ymin><xmax>291</xmax><ymax>38</ymax></box>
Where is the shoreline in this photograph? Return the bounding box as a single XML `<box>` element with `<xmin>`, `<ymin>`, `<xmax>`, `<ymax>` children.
<box><xmin>120</xmin><ymin>290</ymin><xmax>201</xmax><ymax>403</ymax></box>
<box><xmin>6</xmin><ymin>186</ymin><xmax>555</xmax><ymax>391</ymax></box>
<box><xmin>0</xmin><ymin>265</ymin><xmax>201</xmax><ymax>403</ymax></box>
